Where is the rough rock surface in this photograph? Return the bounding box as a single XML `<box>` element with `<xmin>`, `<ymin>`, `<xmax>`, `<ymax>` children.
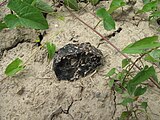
<box><xmin>53</xmin><ymin>42</ymin><xmax>103</xmax><ymax>80</ymax></box>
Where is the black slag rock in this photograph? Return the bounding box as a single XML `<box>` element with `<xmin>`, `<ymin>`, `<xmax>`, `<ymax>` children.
<box><xmin>53</xmin><ymin>42</ymin><xmax>103</xmax><ymax>81</ymax></box>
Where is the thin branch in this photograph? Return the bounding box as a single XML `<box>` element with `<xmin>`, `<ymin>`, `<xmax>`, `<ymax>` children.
<box><xmin>94</xmin><ymin>20</ymin><xmax>102</xmax><ymax>29</ymax></box>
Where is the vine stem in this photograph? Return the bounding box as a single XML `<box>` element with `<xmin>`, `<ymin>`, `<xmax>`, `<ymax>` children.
<box><xmin>66</xmin><ymin>7</ymin><xmax>160</xmax><ymax>89</ymax></box>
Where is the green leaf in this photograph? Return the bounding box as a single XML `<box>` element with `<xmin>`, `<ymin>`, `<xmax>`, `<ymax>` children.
<box><xmin>125</xmin><ymin>35</ymin><xmax>158</xmax><ymax>49</ymax></box>
<box><xmin>35</xmin><ymin>0</ymin><xmax>54</xmax><ymax>13</ymax></box>
<box><xmin>141</xmin><ymin>102</ymin><xmax>148</xmax><ymax>111</ymax></box>
<box><xmin>96</xmin><ymin>8</ymin><xmax>115</xmax><ymax>30</ymax></box>
<box><xmin>108</xmin><ymin>79</ymin><xmax>114</xmax><ymax>88</ymax></box>
<box><xmin>138</xmin><ymin>1</ymin><xmax>157</xmax><ymax>13</ymax></box>
<box><xmin>5</xmin><ymin>58</ymin><xmax>24</xmax><ymax>76</ymax></box>
<box><xmin>142</xmin><ymin>0</ymin><xmax>151</xmax><ymax>4</ymax></box>
<box><xmin>106</xmin><ymin>68</ymin><xmax>116</xmax><ymax>77</ymax></box>
<box><xmin>115</xmin><ymin>84</ymin><xmax>123</xmax><ymax>94</ymax></box>
<box><xmin>23</xmin><ymin>0</ymin><xmax>37</xmax><ymax>6</ymax></box>
<box><xmin>122</xmin><ymin>36</ymin><xmax>159</xmax><ymax>54</ymax></box>
<box><xmin>122</xmin><ymin>58</ymin><xmax>131</xmax><ymax>68</ymax></box>
<box><xmin>116</xmin><ymin>72</ymin><xmax>125</xmax><ymax>80</ymax></box>
<box><xmin>122</xmin><ymin>43</ymin><xmax>145</xmax><ymax>54</ymax></box>
<box><xmin>46</xmin><ymin>42</ymin><xmax>56</xmax><ymax>62</ymax></box>
<box><xmin>127</xmin><ymin>83</ymin><xmax>136</xmax><ymax>95</ymax></box>
<box><xmin>144</xmin><ymin>49</ymin><xmax>160</xmax><ymax>62</ymax></box>
<box><xmin>119</xmin><ymin>97</ymin><xmax>134</xmax><ymax>106</ymax></box>
<box><xmin>4</xmin><ymin>14</ymin><xmax>20</xmax><ymax>28</ymax></box>
<box><xmin>152</xmin><ymin>71</ymin><xmax>159</xmax><ymax>83</ymax></box>
<box><xmin>120</xmin><ymin>111</ymin><xmax>131</xmax><ymax>120</ymax></box>
<box><xmin>129</xmin><ymin>66</ymin><xmax>155</xmax><ymax>86</ymax></box>
<box><xmin>150</xmin><ymin>49</ymin><xmax>160</xmax><ymax>61</ymax></box>
<box><xmin>108</xmin><ymin>0</ymin><xmax>126</xmax><ymax>14</ymax></box>
<box><xmin>64</xmin><ymin>0</ymin><xmax>79</xmax><ymax>11</ymax></box>
<box><xmin>23</xmin><ymin>0</ymin><xmax>35</xmax><ymax>4</ymax></box>
<box><xmin>0</xmin><ymin>22</ymin><xmax>7</xmax><ymax>31</ymax></box>
<box><xmin>134</xmin><ymin>86</ymin><xmax>147</xmax><ymax>96</ymax></box>
<box><xmin>89</xmin><ymin>0</ymin><xmax>99</xmax><ymax>6</ymax></box>
<box><xmin>127</xmin><ymin>66</ymin><xmax>155</xmax><ymax>95</ymax></box>
<box><xmin>144</xmin><ymin>54</ymin><xmax>159</xmax><ymax>62</ymax></box>
<box><xmin>7</xmin><ymin>0</ymin><xmax>48</xmax><ymax>30</ymax></box>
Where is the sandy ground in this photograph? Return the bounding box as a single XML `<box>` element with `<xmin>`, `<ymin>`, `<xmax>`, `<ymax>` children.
<box><xmin>0</xmin><ymin>1</ymin><xmax>160</xmax><ymax>120</ymax></box>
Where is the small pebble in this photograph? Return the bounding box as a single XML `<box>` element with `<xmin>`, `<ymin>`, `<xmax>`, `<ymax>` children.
<box><xmin>17</xmin><ymin>87</ymin><xmax>25</xmax><ymax>95</ymax></box>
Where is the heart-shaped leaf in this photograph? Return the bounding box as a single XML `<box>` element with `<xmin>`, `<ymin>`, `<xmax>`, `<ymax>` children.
<box><xmin>5</xmin><ymin>0</ymin><xmax>48</xmax><ymax>30</ymax></box>
<box><xmin>96</xmin><ymin>8</ymin><xmax>115</xmax><ymax>30</ymax></box>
